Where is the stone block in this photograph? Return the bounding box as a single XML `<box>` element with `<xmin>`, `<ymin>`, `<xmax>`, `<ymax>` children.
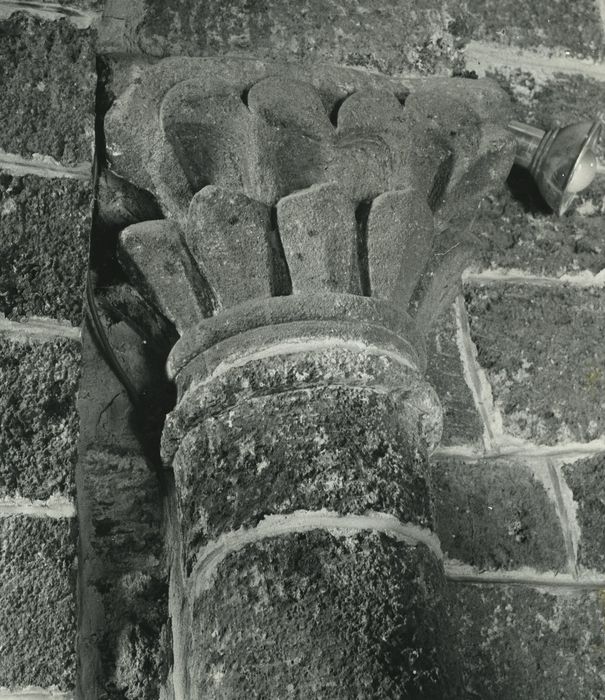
<box><xmin>186</xmin><ymin>530</ymin><xmax>461</xmax><ymax>698</ymax></box>
<box><xmin>174</xmin><ymin>384</ymin><xmax>433</xmax><ymax>561</ymax></box>
<box><xmin>563</xmin><ymin>452</ymin><xmax>605</xmax><ymax>572</ymax></box>
<box><xmin>0</xmin><ymin>515</ymin><xmax>76</xmax><ymax>689</ymax></box>
<box><xmin>0</xmin><ymin>14</ymin><xmax>95</xmax><ymax>164</ymax></box>
<box><xmin>0</xmin><ymin>172</ymin><xmax>91</xmax><ymax>324</ymax></box>
<box><xmin>431</xmin><ymin>456</ymin><xmax>567</xmax><ymax>571</ymax></box>
<box><xmin>0</xmin><ymin>335</ymin><xmax>80</xmax><ymax>499</ymax></box>
<box><xmin>449</xmin><ymin>583</ymin><xmax>605</xmax><ymax>699</ymax></box>
<box><xmin>119</xmin><ymin>0</ymin><xmax>465</xmax><ymax>75</ymax></box>
<box><xmin>447</xmin><ymin>0</ymin><xmax>603</xmax><ymax>59</ymax></box>
<box><xmin>473</xmin><ymin>72</ymin><xmax>605</xmax><ymax>274</ymax></box>
<box><xmin>425</xmin><ymin>304</ymin><xmax>483</xmax><ymax>447</ymax></box>
<box><xmin>465</xmin><ymin>283</ymin><xmax>605</xmax><ymax>445</ymax></box>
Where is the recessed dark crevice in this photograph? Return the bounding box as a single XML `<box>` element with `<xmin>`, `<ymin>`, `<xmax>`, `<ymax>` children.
<box><xmin>506</xmin><ymin>163</ymin><xmax>552</xmax><ymax>215</ymax></box>
<box><xmin>355</xmin><ymin>199</ymin><xmax>372</xmax><ymax>297</ymax></box>
<box><xmin>428</xmin><ymin>150</ymin><xmax>455</xmax><ymax>212</ymax></box>
<box><xmin>268</xmin><ymin>206</ymin><xmax>293</xmax><ymax>296</ymax></box>
<box><xmin>329</xmin><ymin>94</ymin><xmax>349</xmax><ymax>128</ymax></box>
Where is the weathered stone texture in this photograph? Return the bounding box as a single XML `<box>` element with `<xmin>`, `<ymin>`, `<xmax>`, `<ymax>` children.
<box><xmin>448</xmin><ymin>0</ymin><xmax>604</xmax><ymax>59</ymax></box>
<box><xmin>563</xmin><ymin>453</ymin><xmax>605</xmax><ymax>572</ymax></box>
<box><xmin>0</xmin><ymin>14</ymin><xmax>95</xmax><ymax>164</ymax></box>
<box><xmin>449</xmin><ymin>583</ymin><xmax>605</xmax><ymax>700</ymax></box>
<box><xmin>174</xmin><ymin>385</ymin><xmax>432</xmax><ymax>565</ymax></box>
<box><xmin>465</xmin><ymin>284</ymin><xmax>605</xmax><ymax>445</ymax></box>
<box><xmin>0</xmin><ymin>172</ymin><xmax>91</xmax><ymax>323</ymax></box>
<box><xmin>186</xmin><ymin>531</ymin><xmax>460</xmax><ymax>699</ymax></box>
<box><xmin>0</xmin><ymin>336</ymin><xmax>80</xmax><ymax>499</ymax></box>
<box><xmin>113</xmin><ymin>0</ymin><xmax>465</xmax><ymax>75</ymax></box>
<box><xmin>431</xmin><ymin>457</ymin><xmax>567</xmax><ymax>571</ymax></box>
<box><xmin>425</xmin><ymin>305</ymin><xmax>483</xmax><ymax>447</ymax></box>
<box><xmin>0</xmin><ymin>515</ymin><xmax>76</xmax><ymax>689</ymax></box>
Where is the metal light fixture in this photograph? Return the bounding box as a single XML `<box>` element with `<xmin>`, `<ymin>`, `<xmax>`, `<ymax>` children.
<box><xmin>507</xmin><ymin>114</ymin><xmax>604</xmax><ymax>215</ymax></box>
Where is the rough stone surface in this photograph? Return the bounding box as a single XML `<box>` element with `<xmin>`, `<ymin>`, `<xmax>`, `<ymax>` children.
<box><xmin>563</xmin><ymin>452</ymin><xmax>605</xmax><ymax>572</ymax></box>
<box><xmin>0</xmin><ymin>14</ymin><xmax>95</xmax><ymax>164</ymax></box>
<box><xmin>0</xmin><ymin>515</ymin><xmax>76</xmax><ymax>689</ymax></box>
<box><xmin>465</xmin><ymin>283</ymin><xmax>605</xmax><ymax>445</ymax></box>
<box><xmin>474</xmin><ymin>72</ymin><xmax>605</xmax><ymax>273</ymax></box>
<box><xmin>448</xmin><ymin>0</ymin><xmax>604</xmax><ymax>59</ymax></box>
<box><xmin>186</xmin><ymin>531</ymin><xmax>460</xmax><ymax>698</ymax></box>
<box><xmin>449</xmin><ymin>583</ymin><xmax>605</xmax><ymax>699</ymax></box>
<box><xmin>108</xmin><ymin>0</ymin><xmax>466</xmax><ymax>75</ymax></box>
<box><xmin>431</xmin><ymin>457</ymin><xmax>567</xmax><ymax>570</ymax></box>
<box><xmin>0</xmin><ymin>335</ymin><xmax>80</xmax><ymax>499</ymax></box>
<box><xmin>425</xmin><ymin>304</ymin><xmax>483</xmax><ymax>447</ymax></box>
<box><xmin>174</xmin><ymin>385</ymin><xmax>433</xmax><ymax>566</ymax></box>
<box><xmin>0</xmin><ymin>172</ymin><xmax>91</xmax><ymax>323</ymax></box>
<box><xmin>277</xmin><ymin>183</ymin><xmax>360</xmax><ymax>295</ymax></box>
<box><xmin>186</xmin><ymin>186</ymin><xmax>274</xmax><ymax>310</ymax></box>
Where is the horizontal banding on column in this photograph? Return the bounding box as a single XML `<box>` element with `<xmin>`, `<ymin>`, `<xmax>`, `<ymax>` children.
<box><xmin>171</xmin><ymin>322</ymin><xmax>422</xmax><ymax>406</ymax></box>
<box><xmin>161</xmin><ymin>351</ymin><xmax>431</xmax><ymax>463</ymax></box>
<box><xmin>167</xmin><ymin>292</ymin><xmax>425</xmax><ymax>378</ymax></box>
<box><xmin>189</xmin><ymin>510</ymin><xmax>443</xmax><ymax>596</ymax></box>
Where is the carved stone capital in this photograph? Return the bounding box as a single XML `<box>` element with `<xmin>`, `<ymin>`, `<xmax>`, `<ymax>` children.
<box><xmin>105</xmin><ymin>57</ymin><xmax>515</xmax><ymax>698</ymax></box>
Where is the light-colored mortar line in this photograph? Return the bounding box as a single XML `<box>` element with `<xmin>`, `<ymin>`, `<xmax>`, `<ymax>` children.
<box><xmin>0</xmin><ymin>1</ymin><xmax>101</xmax><ymax>28</ymax></box>
<box><xmin>0</xmin><ymin>151</ymin><xmax>91</xmax><ymax>181</ymax></box>
<box><xmin>0</xmin><ymin>316</ymin><xmax>81</xmax><ymax>342</ymax></box>
<box><xmin>463</xmin><ymin>268</ymin><xmax>605</xmax><ymax>288</ymax></box>
<box><xmin>0</xmin><ymin>495</ymin><xmax>76</xmax><ymax>519</ymax></box>
<box><xmin>464</xmin><ymin>39</ymin><xmax>605</xmax><ymax>81</ymax></box>
<box><xmin>444</xmin><ymin>563</ymin><xmax>605</xmax><ymax>590</ymax></box>
<box><xmin>190</xmin><ymin>510</ymin><xmax>443</xmax><ymax>596</ymax></box>
<box><xmin>433</xmin><ymin>438</ymin><xmax>605</xmax><ymax>463</ymax></box>
<box><xmin>453</xmin><ymin>295</ymin><xmax>502</xmax><ymax>451</ymax></box>
<box><xmin>0</xmin><ymin>689</ymin><xmax>74</xmax><ymax>699</ymax></box>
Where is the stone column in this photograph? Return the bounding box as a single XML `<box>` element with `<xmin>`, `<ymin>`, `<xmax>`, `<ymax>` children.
<box><xmin>107</xmin><ymin>57</ymin><xmax>515</xmax><ymax>699</ymax></box>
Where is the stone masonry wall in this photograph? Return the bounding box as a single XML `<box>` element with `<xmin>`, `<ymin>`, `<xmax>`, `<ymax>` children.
<box><xmin>1</xmin><ymin>0</ymin><xmax>605</xmax><ymax>698</ymax></box>
<box><xmin>0</xmin><ymin>3</ymin><xmax>98</xmax><ymax>698</ymax></box>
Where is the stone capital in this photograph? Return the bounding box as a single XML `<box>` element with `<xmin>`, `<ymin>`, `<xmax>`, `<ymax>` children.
<box><xmin>104</xmin><ymin>56</ymin><xmax>516</xmax><ymax>699</ymax></box>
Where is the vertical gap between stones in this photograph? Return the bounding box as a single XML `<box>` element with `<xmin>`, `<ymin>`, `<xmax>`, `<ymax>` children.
<box><xmin>355</xmin><ymin>200</ymin><xmax>372</xmax><ymax>297</ymax></box>
<box><xmin>269</xmin><ymin>206</ymin><xmax>292</xmax><ymax>296</ymax></box>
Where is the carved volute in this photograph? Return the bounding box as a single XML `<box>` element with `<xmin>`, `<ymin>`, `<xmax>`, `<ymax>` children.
<box><xmin>104</xmin><ymin>57</ymin><xmax>515</xmax><ymax>699</ymax></box>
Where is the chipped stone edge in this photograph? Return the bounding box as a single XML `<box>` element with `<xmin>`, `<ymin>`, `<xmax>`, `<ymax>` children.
<box><xmin>0</xmin><ymin>495</ymin><xmax>76</xmax><ymax>519</ymax></box>
<box><xmin>0</xmin><ymin>150</ymin><xmax>91</xmax><ymax>181</ymax></box>
<box><xmin>464</xmin><ymin>39</ymin><xmax>605</xmax><ymax>82</ymax></box>
<box><xmin>0</xmin><ymin>688</ymin><xmax>74</xmax><ymax>699</ymax></box>
<box><xmin>463</xmin><ymin>268</ymin><xmax>605</xmax><ymax>288</ymax></box>
<box><xmin>453</xmin><ymin>295</ymin><xmax>503</xmax><ymax>450</ymax></box>
<box><xmin>190</xmin><ymin>510</ymin><xmax>442</xmax><ymax>596</ymax></box>
<box><xmin>0</xmin><ymin>1</ymin><xmax>101</xmax><ymax>29</ymax></box>
<box><xmin>0</xmin><ymin>316</ymin><xmax>81</xmax><ymax>342</ymax></box>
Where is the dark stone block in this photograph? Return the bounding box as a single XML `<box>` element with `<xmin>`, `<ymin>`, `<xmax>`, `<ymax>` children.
<box><xmin>432</xmin><ymin>457</ymin><xmax>567</xmax><ymax>571</ymax></box>
<box><xmin>425</xmin><ymin>304</ymin><xmax>483</xmax><ymax>447</ymax></box>
<box><xmin>0</xmin><ymin>14</ymin><xmax>95</xmax><ymax>163</ymax></box>
<box><xmin>447</xmin><ymin>0</ymin><xmax>603</xmax><ymax>59</ymax></box>
<box><xmin>449</xmin><ymin>583</ymin><xmax>605</xmax><ymax>699</ymax></box>
<box><xmin>0</xmin><ymin>335</ymin><xmax>80</xmax><ymax>499</ymax></box>
<box><xmin>188</xmin><ymin>530</ymin><xmax>461</xmax><ymax>698</ymax></box>
<box><xmin>465</xmin><ymin>284</ymin><xmax>605</xmax><ymax>445</ymax></box>
<box><xmin>563</xmin><ymin>452</ymin><xmax>605</xmax><ymax>571</ymax></box>
<box><xmin>0</xmin><ymin>173</ymin><xmax>91</xmax><ymax>324</ymax></box>
<box><xmin>122</xmin><ymin>0</ymin><xmax>466</xmax><ymax>75</ymax></box>
<box><xmin>0</xmin><ymin>515</ymin><xmax>76</xmax><ymax>689</ymax></box>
